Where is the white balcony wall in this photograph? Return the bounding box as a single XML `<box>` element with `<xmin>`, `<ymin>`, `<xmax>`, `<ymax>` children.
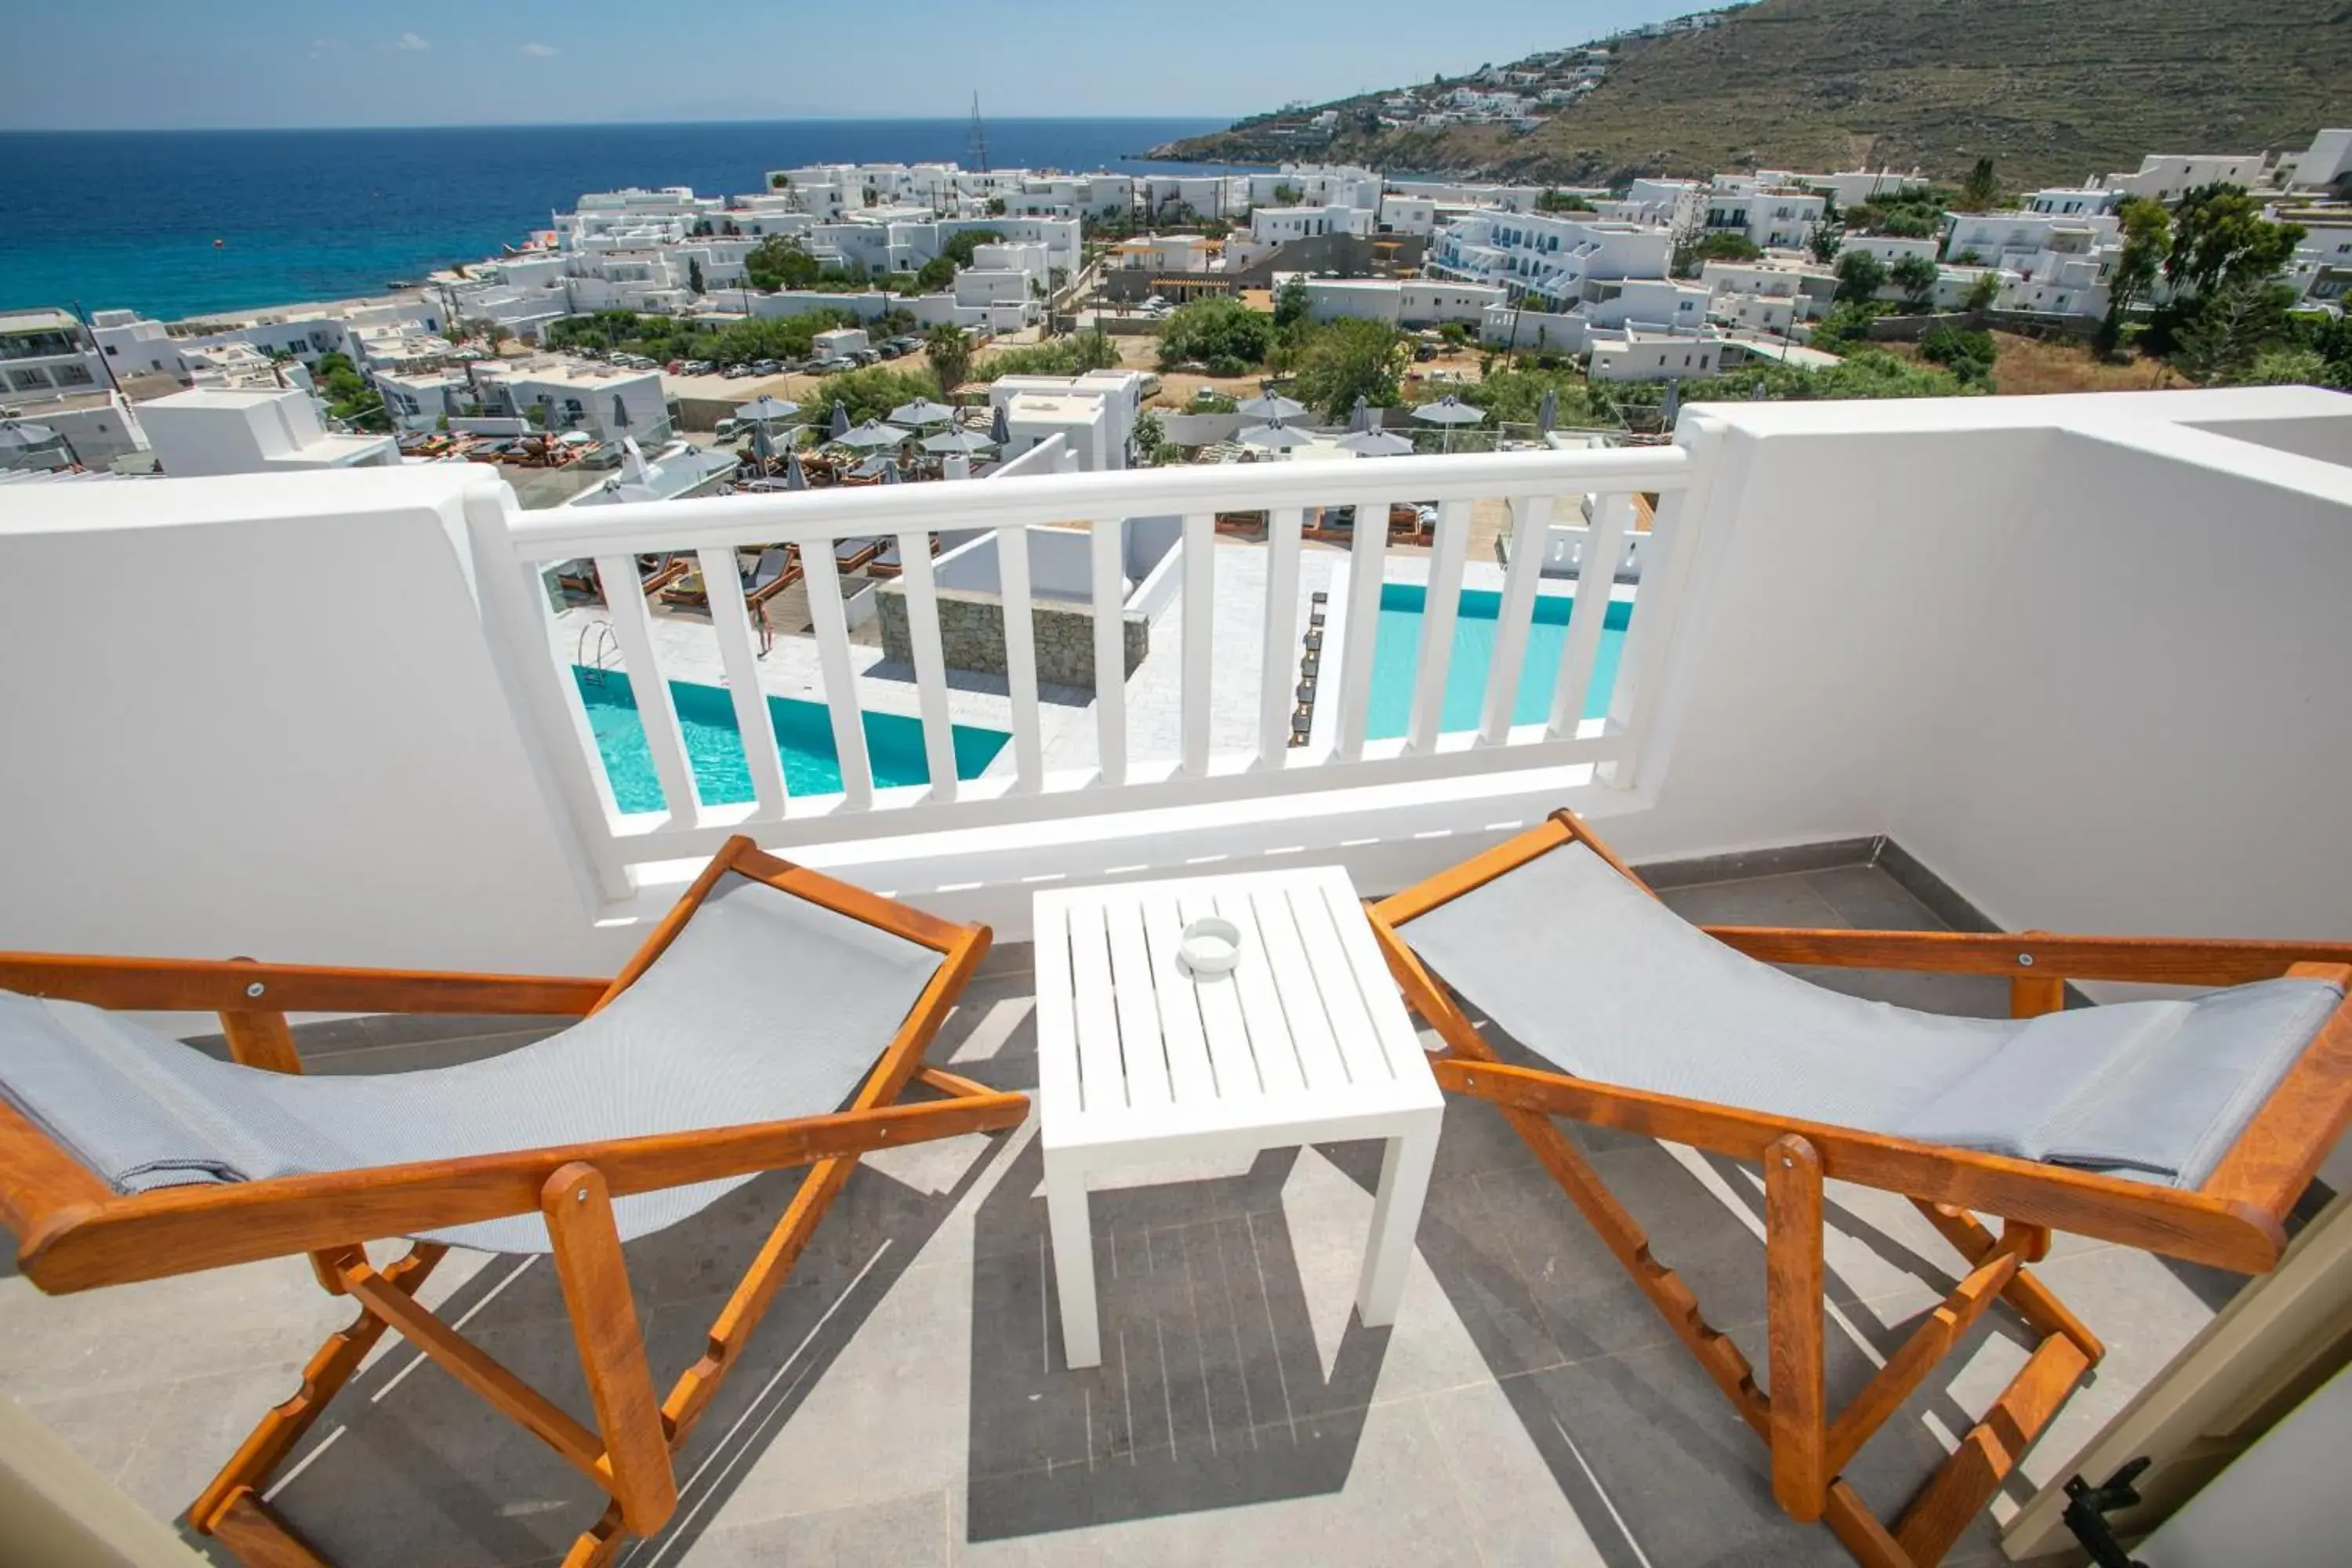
<box><xmin>1614</xmin><ymin>389</ymin><xmax>2352</xmax><ymax>961</ymax></box>
<box><xmin>2</xmin><ymin>390</ymin><xmax>2348</xmax><ymax>1033</ymax></box>
<box><xmin>0</xmin><ymin>467</ymin><xmax>618</xmax><ymax>978</ymax></box>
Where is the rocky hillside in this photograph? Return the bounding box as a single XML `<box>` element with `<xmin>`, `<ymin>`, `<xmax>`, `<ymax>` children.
<box><xmin>1153</xmin><ymin>0</ymin><xmax>2352</xmax><ymax>189</ymax></box>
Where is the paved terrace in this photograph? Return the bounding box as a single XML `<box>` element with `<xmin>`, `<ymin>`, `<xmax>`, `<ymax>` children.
<box><xmin>0</xmin><ymin>861</ymin><xmax>2244</xmax><ymax>1567</ymax></box>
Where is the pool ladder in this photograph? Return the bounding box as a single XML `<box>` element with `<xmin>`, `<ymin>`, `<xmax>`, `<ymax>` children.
<box><xmin>576</xmin><ymin>621</ymin><xmax>620</xmax><ymax>690</ymax></box>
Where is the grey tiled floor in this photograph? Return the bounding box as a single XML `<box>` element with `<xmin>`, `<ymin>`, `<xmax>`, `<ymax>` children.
<box><xmin>1</xmin><ymin>863</ymin><xmax>2241</xmax><ymax>1566</ymax></box>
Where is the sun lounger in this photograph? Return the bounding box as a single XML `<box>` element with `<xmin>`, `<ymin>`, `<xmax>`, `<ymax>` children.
<box><xmin>833</xmin><ymin>536</ymin><xmax>886</xmax><ymax>572</ymax></box>
<box><xmin>0</xmin><ymin>837</ymin><xmax>1026</xmax><ymax>1568</ymax></box>
<box><xmin>1370</xmin><ymin>809</ymin><xmax>2352</xmax><ymax>1567</ymax></box>
<box><xmin>741</xmin><ymin>546</ymin><xmax>800</xmax><ymax>608</ymax></box>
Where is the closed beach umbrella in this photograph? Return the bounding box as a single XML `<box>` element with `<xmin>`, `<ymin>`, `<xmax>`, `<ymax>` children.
<box><xmin>612</xmin><ymin>394</ymin><xmax>632</xmax><ymax>429</ymax></box>
<box><xmin>784</xmin><ymin>448</ymin><xmax>808</xmax><ymax>490</ymax></box>
<box><xmin>921</xmin><ymin>428</ymin><xmax>995</xmax><ymax>455</ymax></box>
<box><xmin>1660</xmin><ymin>378</ymin><xmax>1682</xmax><ymax>430</ymax></box>
<box><xmin>888</xmin><ymin>397</ymin><xmax>956</xmax><ymax>426</ymax></box>
<box><xmin>751</xmin><ymin>421</ymin><xmax>775</xmax><ymax>462</ymax></box>
<box><xmin>882</xmin><ymin>461</ymin><xmax>903</xmax><ymax>484</ymax></box>
<box><xmin>1350</xmin><ymin>394</ymin><xmax>1370</xmax><ymax>434</ymax></box>
<box><xmin>441</xmin><ymin>383</ymin><xmax>463</xmax><ymax>419</ymax></box>
<box><xmin>829</xmin><ymin>401</ymin><xmax>851</xmax><ymax>440</ymax></box>
<box><xmin>1240</xmin><ymin>418</ymin><xmax>1316</xmax><ymax>452</ymax></box>
<box><xmin>1336</xmin><ymin>428</ymin><xmax>1416</xmax><ymax>457</ymax></box>
<box><xmin>735</xmin><ymin>394</ymin><xmax>800</xmax><ymax>424</ymax></box>
<box><xmin>1537</xmin><ymin>387</ymin><xmax>1559</xmax><ymax>435</ymax></box>
<box><xmin>990</xmin><ymin>402</ymin><xmax>1011</xmax><ymax>445</ymax></box>
<box><xmin>1237</xmin><ymin>391</ymin><xmax>1306</xmax><ymax>421</ymax></box>
<box><xmin>834</xmin><ymin>419</ymin><xmax>910</xmax><ymax>450</ymax></box>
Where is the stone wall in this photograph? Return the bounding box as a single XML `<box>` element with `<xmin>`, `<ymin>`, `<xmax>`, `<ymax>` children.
<box><xmin>877</xmin><ymin>583</ymin><xmax>1147</xmax><ymax>690</ymax></box>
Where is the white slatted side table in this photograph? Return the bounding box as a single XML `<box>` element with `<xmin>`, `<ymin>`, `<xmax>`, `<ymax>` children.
<box><xmin>1033</xmin><ymin>865</ymin><xmax>1443</xmax><ymax>1369</ymax></box>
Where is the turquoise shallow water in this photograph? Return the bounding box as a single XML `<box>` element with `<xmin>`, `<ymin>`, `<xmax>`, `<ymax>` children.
<box><xmin>1365</xmin><ymin>582</ymin><xmax>1632</xmax><ymax>739</ymax></box>
<box><xmin>0</xmin><ymin>119</ymin><xmax>1236</xmax><ymax>320</ymax></box>
<box><xmin>572</xmin><ymin>666</ymin><xmax>1008</xmax><ymax>814</ymax></box>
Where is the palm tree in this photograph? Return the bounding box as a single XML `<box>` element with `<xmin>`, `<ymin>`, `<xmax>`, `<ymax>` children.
<box><xmin>925</xmin><ymin>325</ymin><xmax>974</xmax><ymax>396</ymax></box>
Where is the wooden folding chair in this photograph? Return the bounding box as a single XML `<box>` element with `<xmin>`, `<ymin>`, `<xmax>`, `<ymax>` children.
<box><xmin>1367</xmin><ymin>809</ymin><xmax>2352</xmax><ymax>1568</ymax></box>
<box><xmin>0</xmin><ymin>836</ymin><xmax>1028</xmax><ymax>1568</ymax></box>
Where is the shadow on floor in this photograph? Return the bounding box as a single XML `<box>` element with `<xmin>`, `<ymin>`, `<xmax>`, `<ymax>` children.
<box><xmin>229</xmin><ymin>1149</ymin><xmax>990</xmax><ymax>1568</ymax></box>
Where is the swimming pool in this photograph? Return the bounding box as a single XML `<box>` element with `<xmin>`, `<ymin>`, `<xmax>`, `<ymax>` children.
<box><xmin>1364</xmin><ymin>582</ymin><xmax>1632</xmax><ymax>739</ymax></box>
<box><xmin>571</xmin><ymin>666</ymin><xmax>1011</xmax><ymax>814</ymax></box>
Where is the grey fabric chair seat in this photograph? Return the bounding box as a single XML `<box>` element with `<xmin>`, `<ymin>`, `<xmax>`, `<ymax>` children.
<box><xmin>1401</xmin><ymin>843</ymin><xmax>2340</xmax><ymax>1189</ymax></box>
<box><xmin>0</xmin><ymin>874</ymin><xmax>944</xmax><ymax>1253</ymax></box>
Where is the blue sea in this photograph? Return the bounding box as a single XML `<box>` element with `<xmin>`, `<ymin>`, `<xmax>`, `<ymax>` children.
<box><xmin>0</xmin><ymin>118</ymin><xmax>1240</xmax><ymax>321</ymax></box>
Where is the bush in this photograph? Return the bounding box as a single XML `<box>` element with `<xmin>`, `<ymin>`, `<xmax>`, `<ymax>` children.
<box><xmin>744</xmin><ymin>237</ymin><xmax>819</xmax><ymax>292</ymax></box>
<box><xmin>980</xmin><ymin>329</ymin><xmax>1121</xmax><ymax>381</ymax></box>
<box><xmin>1834</xmin><ymin>250</ymin><xmax>1888</xmax><ymax>305</ymax></box>
<box><xmin>1918</xmin><ymin>326</ymin><xmax>1997</xmax><ymax>387</ymax></box>
<box><xmin>1156</xmin><ymin>297</ymin><xmax>1273</xmax><ymax>374</ymax></box>
<box><xmin>1460</xmin><ymin>367</ymin><xmax>1591</xmax><ymax>426</ymax></box>
<box><xmin>813</xmin><ymin>365</ymin><xmax>943</xmax><ymax>425</ymax></box>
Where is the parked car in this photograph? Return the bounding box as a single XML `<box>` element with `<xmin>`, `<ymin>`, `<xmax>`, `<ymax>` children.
<box><xmin>809</xmin><ymin>356</ymin><xmax>855</xmax><ymax>374</ymax></box>
<box><xmin>750</xmin><ymin>358</ymin><xmax>782</xmax><ymax>375</ymax></box>
<box><xmin>847</xmin><ymin>349</ymin><xmax>879</xmax><ymax>366</ymax></box>
<box><xmin>712</xmin><ymin>419</ymin><xmax>742</xmax><ymax>440</ymax></box>
<box><xmin>723</xmin><ymin>363</ymin><xmax>756</xmax><ymax>378</ymax></box>
<box><xmin>683</xmin><ymin>360</ymin><xmax>714</xmax><ymax>376</ymax></box>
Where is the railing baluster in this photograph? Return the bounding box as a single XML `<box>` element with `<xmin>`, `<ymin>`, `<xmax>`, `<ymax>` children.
<box><xmin>1407</xmin><ymin>499</ymin><xmax>1473</xmax><ymax>753</ymax></box>
<box><xmin>1548</xmin><ymin>493</ymin><xmax>1632</xmax><ymax>739</ymax></box>
<box><xmin>1091</xmin><ymin>514</ymin><xmax>1128</xmax><ymax>787</ymax></box>
<box><xmin>1605</xmin><ymin>429</ymin><xmax>1713</xmax><ymax>789</ymax></box>
<box><xmin>1257</xmin><ymin>506</ymin><xmax>1305</xmax><ymax>766</ymax></box>
<box><xmin>697</xmin><ymin>545</ymin><xmax>788</xmax><ymax>817</ymax></box>
<box><xmin>593</xmin><ymin>554</ymin><xmax>700</xmax><ymax>824</ymax></box>
<box><xmin>1180</xmin><ymin>511</ymin><xmax>1214</xmax><ymax>777</ymax></box>
<box><xmin>896</xmin><ymin>528</ymin><xmax>959</xmax><ymax>803</ymax></box>
<box><xmin>996</xmin><ymin>521</ymin><xmax>1044</xmax><ymax>790</ymax></box>
<box><xmin>1330</xmin><ymin>492</ymin><xmax>1391</xmax><ymax>761</ymax></box>
<box><xmin>1478</xmin><ymin>494</ymin><xmax>1554</xmax><ymax>746</ymax></box>
<box><xmin>796</xmin><ymin>540</ymin><xmax>873</xmax><ymax>809</ymax></box>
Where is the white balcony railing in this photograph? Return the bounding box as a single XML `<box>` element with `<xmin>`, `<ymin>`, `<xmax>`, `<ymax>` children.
<box><xmin>467</xmin><ymin>441</ymin><xmax>1713</xmax><ymax>900</ymax></box>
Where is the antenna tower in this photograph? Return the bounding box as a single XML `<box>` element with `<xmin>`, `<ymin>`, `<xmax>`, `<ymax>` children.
<box><xmin>968</xmin><ymin>92</ymin><xmax>991</xmax><ymax>173</ymax></box>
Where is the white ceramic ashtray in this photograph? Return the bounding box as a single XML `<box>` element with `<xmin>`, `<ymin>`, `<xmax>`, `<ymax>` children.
<box><xmin>1178</xmin><ymin>916</ymin><xmax>1242</xmax><ymax>978</ymax></box>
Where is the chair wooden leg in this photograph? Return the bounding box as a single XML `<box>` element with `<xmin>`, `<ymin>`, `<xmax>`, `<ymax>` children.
<box><xmin>187</xmin><ymin>1242</ymin><xmax>448</xmax><ymax>1537</ymax></box>
<box><xmin>1766</xmin><ymin>1135</ymin><xmax>1828</xmax><ymax>1522</ymax></box>
<box><xmin>209</xmin><ymin>1486</ymin><xmax>335</xmax><ymax>1568</ymax></box>
<box><xmin>1893</xmin><ymin>1333</ymin><xmax>2092</xmax><ymax>1565</ymax></box>
<box><xmin>543</xmin><ymin>1163</ymin><xmax>677</xmax><ymax>1537</ymax></box>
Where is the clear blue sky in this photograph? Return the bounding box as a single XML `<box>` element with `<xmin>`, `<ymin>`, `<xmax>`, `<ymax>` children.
<box><xmin>6</xmin><ymin>0</ymin><xmax>1701</xmax><ymax>129</ymax></box>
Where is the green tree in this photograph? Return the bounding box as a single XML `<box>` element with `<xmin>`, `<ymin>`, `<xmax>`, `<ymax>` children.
<box><xmin>1809</xmin><ymin>220</ymin><xmax>1844</xmax><ymax>265</ymax></box>
<box><xmin>940</xmin><ymin>230</ymin><xmax>1006</xmax><ymax>268</ymax></box>
<box><xmin>687</xmin><ymin>257</ymin><xmax>705</xmax><ymax>296</ymax></box>
<box><xmin>985</xmin><ymin>196</ymin><xmax>1007</xmax><ymax>216</ymax></box>
<box><xmin>1834</xmin><ymin>249</ymin><xmax>1888</xmax><ymax>304</ymax></box>
<box><xmin>2165</xmin><ymin>184</ymin><xmax>2304</xmax><ymax>296</ymax></box>
<box><xmin>1459</xmin><ymin>365</ymin><xmax>1590</xmax><ymax>426</ymax></box>
<box><xmin>916</xmin><ymin>256</ymin><xmax>956</xmax><ymax>292</ymax></box>
<box><xmin>769</xmin><ymin>172</ymin><xmax>789</xmax><ymax>189</ymax></box>
<box><xmin>978</xmin><ymin>329</ymin><xmax>1121</xmax><ymax>379</ymax></box>
<box><xmin>2173</xmin><ymin>280</ymin><xmax>2296</xmax><ymax>383</ymax></box>
<box><xmin>744</xmin><ymin>237</ymin><xmax>821</xmax><ymax>292</ymax></box>
<box><xmin>1534</xmin><ymin>188</ymin><xmax>1595</xmax><ymax>212</ymax></box>
<box><xmin>1129</xmin><ymin>409</ymin><xmax>1170</xmax><ymax>464</ymax></box>
<box><xmin>1272</xmin><ymin>275</ymin><xmax>1311</xmax><ymax>328</ymax></box>
<box><xmin>1963</xmin><ymin>271</ymin><xmax>2001</xmax><ymax>312</ymax></box>
<box><xmin>1270</xmin><ymin>183</ymin><xmax>1304</xmax><ymax>205</ymax></box>
<box><xmin>1156</xmin><ymin>296</ymin><xmax>1273</xmax><ymax>375</ymax></box>
<box><xmin>1959</xmin><ymin>157</ymin><xmax>1999</xmax><ymax>212</ymax></box>
<box><xmin>2098</xmin><ymin>197</ymin><xmax>2172</xmax><ymax>350</ymax></box>
<box><xmin>1807</xmin><ymin>301</ymin><xmax>1886</xmax><ymax>354</ymax></box>
<box><xmin>1290</xmin><ymin>318</ymin><xmax>1408</xmax><ymax>420</ymax></box>
<box><xmin>921</xmin><ymin>325</ymin><xmax>973</xmax><ymax>393</ymax></box>
<box><xmin>1889</xmin><ymin>254</ymin><xmax>1940</xmax><ymax>312</ymax></box>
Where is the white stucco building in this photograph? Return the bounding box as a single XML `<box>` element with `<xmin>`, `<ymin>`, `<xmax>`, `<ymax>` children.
<box><xmin>1249</xmin><ymin>204</ymin><xmax>1375</xmax><ymax>245</ymax></box>
<box><xmin>986</xmin><ymin>370</ymin><xmax>1147</xmax><ymax>472</ymax></box>
<box><xmin>2092</xmin><ymin>152</ymin><xmax>2271</xmax><ymax>203</ymax></box>
<box><xmin>138</xmin><ymin>386</ymin><xmax>397</xmax><ymax>476</ymax></box>
<box><xmin>1297</xmin><ymin>278</ymin><xmax>1507</xmax><ymax>328</ymax></box>
<box><xmin>0</xmin><ymin>308</ymin><xmax>107</xmax><ymax>399</ymax></box>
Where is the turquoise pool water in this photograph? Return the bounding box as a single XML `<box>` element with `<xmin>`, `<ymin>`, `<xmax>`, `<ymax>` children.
<box><xmin>1365</xmin><ymin>583</ymin><xmax>1632</xmax><ymax>739</ymax></box>
<box><xmin>572</xmin><ymin>666</ymin><xmax>1010</xmax><ymax>814</ymax></box>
